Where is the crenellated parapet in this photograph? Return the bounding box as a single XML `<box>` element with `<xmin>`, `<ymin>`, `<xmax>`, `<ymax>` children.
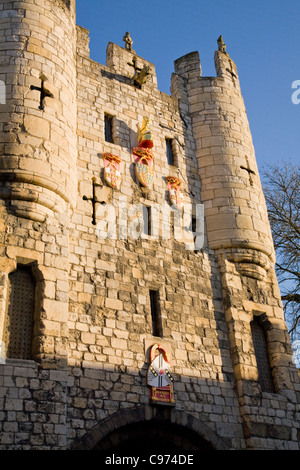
<box><xmin>172</xmin><ymin>38</ymin><xmax>275</xmax><ymax>279</ymax></box>
<box><xmin>171</xmin><ymin>37</ymin><xmax>298</xmax><ymax>450</ymax></box>
<box><xmin>0</xmin><ymin>5</ymin><xmax>298</xmax><ymax>450</ymax></box>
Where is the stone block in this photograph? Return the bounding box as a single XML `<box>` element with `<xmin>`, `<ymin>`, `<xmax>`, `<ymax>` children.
<box><xmin>24</xmin><ymin>115</ymin><xmax>49</xmax><ymax>139</ymax></box>
<box><xmin>105</xmin><ymin>298</ymin><xmax>123</xmax><ymax>310</ymax></box>
<box><xmin>0</xmin><ymin>6</ymin><xmax>297</xmax><ymax>452</ymax></box>
<box><xmin>43</xmin><ymin>299</ymin><xmax>68</xmax><ymax>322</ymax></box>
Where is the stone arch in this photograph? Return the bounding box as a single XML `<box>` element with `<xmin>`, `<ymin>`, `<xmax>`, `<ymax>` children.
<box><xmin>72</xmin><ymin>405</ymin><xmax>230</xmax><ymax>451</ymax></box>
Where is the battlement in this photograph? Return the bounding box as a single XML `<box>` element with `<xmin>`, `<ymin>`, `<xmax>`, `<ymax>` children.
<box><xmin>0</xmin><ymin>0</ymin><xmax>298</xmax><ymax>452</ymax></box>
<box><xmin>173</xmin><ymin>41</ymin><xmax>240</xmax><ymax>90</ymax></box>
<box><xmin>76</xmin><ymin>28</ymin><xmax>239</xmax><ymax>94</ymax></box>
<box><xmin>106</xmin><ymin>42</ymin><xmax>158</xmax><ymax>89</ymax></box>
<box><xmin>174</xmin><ymin>51</ymin><xmax>202</xmax><ymax>78</ymax></box>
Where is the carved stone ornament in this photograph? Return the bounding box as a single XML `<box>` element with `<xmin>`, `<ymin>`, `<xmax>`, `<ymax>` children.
<box><xmin>217</xmin><ymin>35</ymin><xmax>226</xmax><ymax>53</ymax></box>
<box><xmin>103</xmin><ymin>153</ymin><xmax>122</xmax><ymax>189</ymax></box>
<box><xmin>123</xmin><ymin>32</ymin><xmax>133</xmax><ymax>51</ymax></box>
<box><xmin>137</xmin><ymin>116</ymin><xmax>153</xmax><ymax>148</ymax></box>
<box><xmin>133</xmin><ymin>117</ymin><xmax>154</xmax><ymax>188</ymax></box>
<box><xmin>166</xmin><ymin>176</ymin><xmax>184</xmax><ymax>209</ymax></box>
<box><xmin>134</xmin><ymin>65</ymin><xmax>150</xmax><ymax>87</ymax></box>
<box><xmin>147</xmin><ymin>344</ymin><xmax>175</xmax><ymax>406</ymax></box>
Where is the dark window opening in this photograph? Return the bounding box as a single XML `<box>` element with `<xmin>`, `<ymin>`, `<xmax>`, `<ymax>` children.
<box><xmin>166</xmin><ymin>138</ymin><xmax>174</xmax><ymax>166</ymax></box>
<box><xmin>3</xmin><ymin>265</ymin><xmax>36</xmax><ymax>360</ymax></box>
<box><xmin>146</xmin><ymin>206</ymin><xmax>151</xmax><ymax>236</ymax></box>
<box><xmin>150</xmin><ymin>290</ymin><xmax>162</xmax><ymax>337</ymax></box>
<box><xmin>250</xmin><ymin>316</ymin><xmax>275</xmax><ymax>393</ymax></box>
<box><xmin>192</xmin><ymin>217</ymin><xmax>196</xmax><ymax>233</ymax></box>
<box><xmin>105</xmin><ymin>114</ymin><xmax>114</xmax><ymax>143</ymax></box>
<box><xmin>191</xmin><ymin>216</ymin><xmax>200</xmax><ymax>253</ymax></box>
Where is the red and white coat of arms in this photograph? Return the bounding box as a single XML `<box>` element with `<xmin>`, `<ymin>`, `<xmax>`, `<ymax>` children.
<box><xmin>166</xmin><ymin>176</ymin><xmax>184</xmax><ymax>210</ymax></box>
<box><xmin>103</xmin><ymin>153</ymin><xmax>122</xmax><ymax>189</ymax></box>
<box><xmin>147</xmin><ymin>344</ymin><xmax>175</xmax><ymax>405</ymax></box>
<box><xmin>132</xmin><ymin>147</ymin><xmax>154</xmax><ymax>188</ymax></box>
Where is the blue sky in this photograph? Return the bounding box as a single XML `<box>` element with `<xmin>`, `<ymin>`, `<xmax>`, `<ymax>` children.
<box><xmin>76</xmin><ymin>0</ymin><xmax>299</xmax><ymax>173</ymax></box>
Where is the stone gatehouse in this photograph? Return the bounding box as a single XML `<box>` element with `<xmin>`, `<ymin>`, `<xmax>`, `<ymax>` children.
<box><xmin>0</xmin><ymin>0</ymin><xmax>299</xmax><ymax>451</ymax></box>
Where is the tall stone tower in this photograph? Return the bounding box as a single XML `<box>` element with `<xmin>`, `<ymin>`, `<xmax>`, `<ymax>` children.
<box><xmin>0</xmin><ymin>0</ymin><xmax>77</xmax><ymax>221</ymax></box>
<box><xmin>171</xmin><ymin>39</ymin><xmax>299</xmax><ymax>446</ymax></box>
<box><xmin>0</xmin><ymin>0</ymin><xmax>77</xmax><ymax>367</ymax></box>
<box><xmin>0</xmin><ymin>1</ymin><xmax>299</xmax><ymax>452</ymax></box>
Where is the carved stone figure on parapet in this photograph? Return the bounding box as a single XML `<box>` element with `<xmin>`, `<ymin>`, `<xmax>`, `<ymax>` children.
<box><xmin>217</xmin><ymin>35</ymin><xmax>227</xmax><ymax>53</ymax></box>
<box><xmin>134</xmin><ymin>64</ymin><xmax>150</xmax><ymax>87</ymax></box>
<box><xmin>123</xmin><ymin>31</ymin><xmax>133</xmax><ymax>51</ymax></box>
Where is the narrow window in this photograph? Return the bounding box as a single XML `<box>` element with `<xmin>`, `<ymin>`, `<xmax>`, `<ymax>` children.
<box><xmin>150</xmin><ymin>290</ymin><xmax>162</xmax><ymax>337</ymax></box>
<box><xmin>2</xmin><ymin>265</ymin><xmax>36</xmax><ymax>360</ymax></box>
<box><xmin>192</xmin><ymin>216</ymin><xmax>199</xmax><ymax>253</ymax></box>
<box><xmin>166</xmin><ymin>138</ymin><xmax>174</xmax><ymax>166</ymax></box>
<box><xmin>146</xmin><ymin>206</ymin><xmax>151</xmax><ymax>237</ymax></box>
<box><xmin>104</xmin><ymin>113</ymin><xmax>114</xmax><ymax>143</ymax></box>
<box><xmin>192</xmin><ymin>216</ymin><xmax>196</xmax><ymax>234</ymax></box>
<box><xmin>250</xmin><ymin>317</ymin><xmax>275</xmax><ymax>393</ymax></box>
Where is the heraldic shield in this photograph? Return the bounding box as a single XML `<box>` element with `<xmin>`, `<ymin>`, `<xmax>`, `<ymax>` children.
<box><xmin>103</xmin><ymin>153</ymin><xmax>122</xmax><ymax>189</ymax></box>
<box><xmin>166</xmin><ymin>176</ymin><xmax>184</xmax><ymax>210</ymax></box>
<box><xmin>133</xmin><ymin>147</ymin><xmax>154</xmax><ymax>188</ymax></box>
<box><xmin>147</xmin><ymin>344</ymin><xmax>175</xmax><ymax>405</ymax></box>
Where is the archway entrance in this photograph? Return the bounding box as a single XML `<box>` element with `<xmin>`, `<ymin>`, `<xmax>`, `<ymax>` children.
<box><xmin>93</xmin><ymin>420</ymin><xmax>214</xmax><ymax>452</ymax></box>
<box><xmin>72</xmin><ymin>407</ymin><xmax>229</xmax><ymax>451</ymax></box>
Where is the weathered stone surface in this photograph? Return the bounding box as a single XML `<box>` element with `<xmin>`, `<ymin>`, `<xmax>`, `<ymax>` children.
<box><xmin>0</xmin><ymin>0</ymin><xmax>298</xmax><ymax>453</ymax></box>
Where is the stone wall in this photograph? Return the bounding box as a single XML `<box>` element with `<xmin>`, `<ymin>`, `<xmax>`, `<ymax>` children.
<box><xmin>66</xmin><ymin>30</ymin><xmax>246</xmax><ymax>449</ymax></box>
<box><xmin>0</xmin><ymin>359</ymin><xmax>67</xmax><ymax>449</ymax></box>
<box><xmin>0</xmin><ymin>1</ymin><xmax>299</xmax><ymax>451</ymax></box>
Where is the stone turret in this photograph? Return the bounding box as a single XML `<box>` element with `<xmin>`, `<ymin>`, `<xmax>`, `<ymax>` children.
<box><xmin>0</xmin><ymin>0</ymin><xmax>78</xmax><ymax>366</ymax></box>
<box><xmin>172</xmin><ymin>41</ymin><xmax>275</xmax><ymax>280</ymax></box>
<box><xmin>171</xmin><ymin>39</ymin><xmax>298</xmax><ymax>448</ymax></box>
<box><xmin>0</xmin><ymin>5</ymin><xmax>298</xmax><ymax>448</ymax></box>
<box><xmin>0</xmin><ymin>0</ymin><xmax>77</xmax><ymax>222</ymax></box>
